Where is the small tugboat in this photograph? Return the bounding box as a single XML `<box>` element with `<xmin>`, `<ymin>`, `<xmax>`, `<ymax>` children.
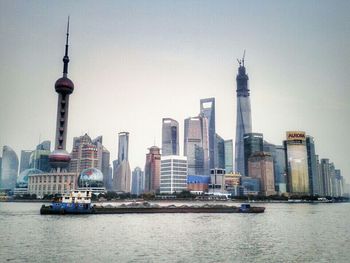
<box><xmin>40</xmin><ymin>190</ymin><xmax>93</xmax><ymax>215</ymax></box>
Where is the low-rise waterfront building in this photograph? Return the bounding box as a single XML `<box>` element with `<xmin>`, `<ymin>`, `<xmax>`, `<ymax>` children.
<box><xmin>28</xmin><ymin>172</ymin><xmax>78</xmax><ymax>198</ymax></box>
<box><xmin>187</xmin><ymin>175</ymin><xmax>210</xmax><ymax>194</ymax></box>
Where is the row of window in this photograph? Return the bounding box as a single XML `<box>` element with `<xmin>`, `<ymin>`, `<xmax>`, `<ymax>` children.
<box><xmin>29</xmin><ymin>175</ymin><xmax>75</xmax><ymax>184</ymax></box>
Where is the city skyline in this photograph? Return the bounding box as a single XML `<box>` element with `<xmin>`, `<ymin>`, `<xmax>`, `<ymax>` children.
<box><xmin>0</xmin><ymin>1</ymin><xmax>349</xmax><ymax>181</ymax></box>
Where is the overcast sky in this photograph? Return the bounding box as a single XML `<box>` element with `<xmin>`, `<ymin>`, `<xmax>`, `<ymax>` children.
<box><xmin>0</xmin><ymin>0</ymin><xmax>349</xmax><ymax>181</ymax></box>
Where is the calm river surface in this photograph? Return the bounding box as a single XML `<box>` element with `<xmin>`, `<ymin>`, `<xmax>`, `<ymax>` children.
<box><xmin>1</xmin><ymin>202</ymin><xmax>350</xmax><ymax>263</ymax></box>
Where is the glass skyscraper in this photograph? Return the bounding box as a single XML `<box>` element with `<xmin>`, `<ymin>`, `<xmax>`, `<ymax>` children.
<box><xmin>200</xmin><ymin>98</ymin><xmax>216</xmax><ymax>170</ymax></box>
<box><xmin>114</xmin><ymin>132</ymin><xmax>131</xmax><ymax>192</ymax></box>
<box><xmin>161</xmin><ymin>118</ymin><xmax>179</xmax><ymax>156</ymax></box>
<box><xmin>131</xmin><ymin>167</ymin><xmax>144</xmax><ymax>195</ymax></box>
<box><xmin>224</xmin><ymin>140</ymin><xmax>233</xmax><ymax>173</ymax></box>
<box><xmin>1</xmin><ymin>146</ymin><xmax>19</xmax><ymax>190</ymax></box>
<box><xmin>215</xmin><ymin>134</ymin><xmax>225</xmax><ymax>169</ymax></box>
<box><xmin>243</xmin><ymin>133</ymin><xmax>263</xmax><ymax>176</ymax></box>
<box><xmin>234</xmin><ymin>57</ymin><xmax>252</xmax><ymax>176</ymax></box>
<box><xmin>306</xmin><ymin>136</ymin><xmax>319</xmax><ymax>196</ymax></box>
<box><xmin>275</xmin><ymin>145</ymin><xmax>287</xmax><ymax>193</ymax></box>
<box><xmin>19</xmin><ymin>150</ymin><xmax>32</xmax><ymax>173</ymax></box>
<box><xmin>184</xmin><ymin>115</ymin><xmax>209</xmax><ymax>175</ymax></box>
<box><xmin>284</xmin><ymin>131</ymin><xmax>309</xmax><ymax>195</ymax></box>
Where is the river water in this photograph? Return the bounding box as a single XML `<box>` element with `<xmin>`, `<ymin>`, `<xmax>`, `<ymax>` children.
<box><xmin>0</xmin><ymin>202</ymin><xmax>349</xmax><ymax>263</ymax></box>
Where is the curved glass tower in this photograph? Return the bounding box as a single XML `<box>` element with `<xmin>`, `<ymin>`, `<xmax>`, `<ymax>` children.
<box><xmin>1</xmin><ymin>146</ymin><xmax>19</xmax><ymax>190</ymax></box>
<box><xmin>234</xmin><ymin>57</ymin><xmax>252</xmax><ymax>175</ymax></box>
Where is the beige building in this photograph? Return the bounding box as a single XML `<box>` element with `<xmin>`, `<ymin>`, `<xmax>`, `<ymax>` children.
<box><xmin>28</xmin><ymin>172</ymin><xmax>78</xmax><ymax>198</ymax></box>
<box><xmin>248</xmin><ymin>152</ymin><xmax>276</xmax><ymax>196</ymax></box>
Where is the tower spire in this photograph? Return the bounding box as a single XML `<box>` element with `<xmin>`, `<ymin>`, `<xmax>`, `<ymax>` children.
<box><xmin>63</xmin><ymin>16</ymin><xmax>70</xmax><ymax>77</ymax></box>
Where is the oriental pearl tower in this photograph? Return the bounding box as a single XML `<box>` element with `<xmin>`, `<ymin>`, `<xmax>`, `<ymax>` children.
<box><xmin>49</xmin><ymin>18</ymin><xmax>74</xmax><ymax>172</ymax></box>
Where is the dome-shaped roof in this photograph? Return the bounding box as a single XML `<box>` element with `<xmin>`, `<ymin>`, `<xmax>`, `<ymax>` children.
<box><xmin>16</xmin><ymin>168</ymin><xmax>43</xmax><ymax>188</ymax></box>
<box><xmin>55</xmin><ymin>77</ymin><xmax>74</xmax><ymax>94</ymax></box>
<box><xmin>78</xmin><ymin>168</ymin><xmax>104</xmax><ymax>188</ymax></box>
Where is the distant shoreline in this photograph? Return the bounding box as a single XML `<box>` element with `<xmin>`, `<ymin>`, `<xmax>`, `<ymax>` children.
<box><xmin>1</xmin><ymin>199</ymin><xmax>349</xmax><ymax>204</ymax></box>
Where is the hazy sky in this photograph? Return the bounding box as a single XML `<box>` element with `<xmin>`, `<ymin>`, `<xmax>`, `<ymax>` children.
<box><xmin>1</xmin><ymin>1</ymin><xmax>349</xmax><ymax>180</ymax></box>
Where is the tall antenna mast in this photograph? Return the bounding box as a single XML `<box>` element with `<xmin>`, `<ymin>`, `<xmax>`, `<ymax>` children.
<box><xmin>242</xmin><ymin>50</ymin><xmax>246</xmax><ymax>67</ymax></box>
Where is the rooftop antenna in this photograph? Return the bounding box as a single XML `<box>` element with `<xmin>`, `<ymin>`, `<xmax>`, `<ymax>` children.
<box><xmin>242</xmin><ymin>50</ymin><xmax>246</xmax><ymax>67</ymax></box>
<box><xmin>237</xmin><ymin>50</ymin><xmax>246</xmax><ymax>67</ymax></box>
<box><xmin>63</xmin><ymin>16</ymin><xmax>70</xmax><ymax>77</ymax></box>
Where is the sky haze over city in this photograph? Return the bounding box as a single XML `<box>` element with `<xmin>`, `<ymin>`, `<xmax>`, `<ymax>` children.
<box><xmin>0</xmin><ymin>0</ymin><xmax>349</xmax><ymax>180</ymax></box>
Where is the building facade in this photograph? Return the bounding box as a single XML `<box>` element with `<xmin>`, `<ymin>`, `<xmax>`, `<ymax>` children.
<box><xmin>28</xmin><ymin>172</ymin><xmax>78</xmax><ymax>198</ymax></box>
<box><xmin>144</xmin><ymin>146</ymin><xmax>161</xmax><ymax>193</ymax></box>
<box><xmin>69</xmin><ymin>134</ymin><xmax>99</xmax><ymax>173</ymax></box>
<box><xmin>284</xmin><ymin>131</ymin><xmax>309</xmax><ymax>195</ymax></box>
<box><xmin>244</xmin><ymin>133</ymin><xmax>263</xmax><ymax>176</ymax></box>
<box><xmin>160</xmin><ymin>156</ymin><xmax>187</xmax><ymax>194</ymax></box>
<box><xmin>184</xmin><ymin>115</ymin><xmax>209</xmax><ymax>175</ymax></box>
<box><xmin>162</xmin><ymin>118</ymin><xmax>179</xmax><ymax>156</ymax></box>
<box><xmin>234</xmin><ymin>56</ymin><xmax>252</xmax><ymax>176</ymax></box>
<box><xmin>248</xmin><ymin>152</ymin><xmax>275</xmax><ymax>196</ymax></box>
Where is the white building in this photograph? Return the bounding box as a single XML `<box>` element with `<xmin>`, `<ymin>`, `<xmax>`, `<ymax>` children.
<box><xmin>28</xmin><ymin>172</ymin><xmax>78</xmax><ymax>198</ymax></box>
<box><xmin>160</xmin><ymin>156</ymin><xmax>187</xmax><ymax>194</ymax></box>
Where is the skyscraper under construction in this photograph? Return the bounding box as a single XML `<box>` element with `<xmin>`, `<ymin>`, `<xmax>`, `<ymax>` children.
<box><xmin>234</xmin><ymin>53</ymin><xmax>252</xmax><ymax>175</ymax></box>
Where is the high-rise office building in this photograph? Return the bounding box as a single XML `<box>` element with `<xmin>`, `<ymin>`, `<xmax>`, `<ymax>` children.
<box><xmin>275</xmin><ymin>145</ymin><xmax>287</xmax><ymax>193</ymax></box>
<box><xmin>48</xmin><ymin>18</ymin><xmax>74</xmax><ymax>172</ymax></box>
<box><xmin>335</xmin><ymin>169</ymin><xmax>344</xmax><ymax>197</ymax></box>
<box><xmin>0</xmin><ymin>158</ymin><xmax>2</xmax><ymax>186</ymax></box>
<box><xmin>224</xmin><ymin>140</ymin><xmax>233</xmax><ymax>173</ymax></box>
<box><xmin>36</xmin><ymin>141</ymin><xmax>51</xmax><ymax>151</ymax></box>
<box><xmin>160</xmin><ymin>156</ymin><xmax>188</xmax><ymax>194</ymax></box>
<box><xmin>19</xmin><ymin>150</ymin><xmax>32</xmax><ymax>173</ymax></box>
<box><xmin>0</xmin><ymin>146</ymin><xmax>19</xmax><ymax>190</ymax></box>
<box><xmin>69</xmin><ymin>134</ymin><xmax>99</xmax><ymax>173</ymax></box>
<box><xmin>215</xmin><ymin>134</ymin><xmax>225</xmax><ymax>169</ymax></box>
<box><xmin>234</xmin><ymin>55</ymin><xmax>252</xmax><ymax>176</ymax></box>
<box><xmin>284</xmin><ymin>131</ymin><xmax>309</xmax><ymax>195</ymax></box>
<box><xmin>316</xmin><ymin>155</ymin><xmax>323</xmax><ymax>195</ymax></box>
<box><xmin>101</xmin><ymin>147</ymin><xmax>111</xmax><ymax>190</ymax></box>
<box><xmin>200</xmin><ymin>98</ymin><xmax>216</xmax><ymax>169</ymax></box>
<box><xmin>184</xmin><ymin>115</ymin><xmax>209</xmax><ymax>175</ymax></box>
<box><xmin>29</xmin><ymin>148</ymin><xmax>51</xmax><ymax>172</ymax></box>
<box><xmin>117</xmin><ymin>132</ymin><xmax>129</xmax><ymax>163</ymax></box>
<box><xmin>69</xmin><ymin>134</ymin><xmax>110</xmax><ymax>189</ymax></box>
<box><xmin>144</xmin><ymin>146</ymin><xmax>161</xmax><ymax>193</ymax></box>
<box><xmin>306</xmin><ymin>136</ymin><xmax>319</xmax><ymax>196</ymax></box>
<box><xmin>162</xmin><ymin>118</ymin><xmax>179</xmax><ymax>156</ymax></box>
<box><xmin>131</xmin><ymin>167</ymin><xmax>144</xmax><ymax>196</ymax></box>
<box><xmin>263</xmin><ymin>142</ymin><xmax>288</xmax><ymax>194</ymax></box>
<box><xmin>244</xmin><ymin>133</ymin><xmax>263</xmax><ymax>176</ymax></box>
<box><xmin>320</xmin><ymin>159</ymin><xmax>331</xmax><ymax>196</ymax></box>
<box><xmin>248</xmin><ymin>152</ymin><xmax>275</xmax><ymax>196</ymax></box>
<box><xmin>113</xmin><ymin>132</ymin><xmax>131</xmax><ymax>192</ymax></box>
